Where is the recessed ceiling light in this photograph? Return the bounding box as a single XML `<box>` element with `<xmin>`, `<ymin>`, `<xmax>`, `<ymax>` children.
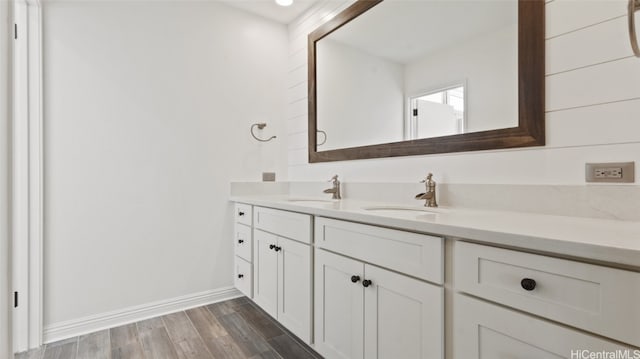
<box><xmin>275</xmin><ymin>0</ymin><xmax>293</xmax><ymax>7</ymax></box>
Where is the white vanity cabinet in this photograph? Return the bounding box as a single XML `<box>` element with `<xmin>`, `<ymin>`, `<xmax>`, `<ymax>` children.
<box><xmin>252</xmin><ymin>206</ymin><xmax>313</xmax><ymax>344</ymax></box>
<box><xmin>314</xmin><ymin>217</ymin><xmax>444</xmax><ymax>359</ymax></box>
<box><xmin>453</xmin><ymin>241</ymin><xmax>640</xmax><ymax>356</ymax></box>
<box><xmin>233</xmin><ymin>203</ymin><xmax>253</xmax><ymax>298</ymax></box>
<box><xmin>231</xmin><ymin>197</ymin><xmax>640</xmax><ymax>358</ymax></box>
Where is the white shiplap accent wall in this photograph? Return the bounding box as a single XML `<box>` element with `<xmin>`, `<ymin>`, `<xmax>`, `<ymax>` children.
<box><xmin>285</xmin><ymin>0</ymin><xmax>640</xmax><ymax>185</ymax></box>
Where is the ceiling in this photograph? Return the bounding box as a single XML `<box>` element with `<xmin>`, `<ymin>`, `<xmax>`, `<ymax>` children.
<box><xmin>222</xmin><ymin>0</ymin><xmax>318</xmax><ymax>24</ymax></box>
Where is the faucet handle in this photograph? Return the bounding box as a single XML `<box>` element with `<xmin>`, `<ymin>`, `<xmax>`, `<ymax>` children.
<box><xmin>328</xmin><ymin>175</ymin><xmax>339</xmax><ymax>183</ymax></box>
<box><xmin>420</xmin><ymin>173</ymin><xmax>434</xmax><ymax>183</ymax></box>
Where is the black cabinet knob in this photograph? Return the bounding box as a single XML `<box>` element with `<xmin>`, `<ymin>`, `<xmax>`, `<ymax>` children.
<box><xmin>238</xmin><ymin>239</ymin><xmax>244</xmax><ymax>244</ymax></box>
<box><xmin>351</xmin><ymin>275</ymin><xmax>361</xmax><ymax>283</ymax></box>
<box><xmin>238</xmin><ymin>211</ymin><xmax>245</xmax><ymax>216</ymax></box>
<box><xmin>521</xmin><ymin>278</ymin><xmax>536</xmax><ymax>291</ymax></box>
<box><xmin>269</xmin><ymin>244</ymin><xmax>275</xmax><ymax>250</ymax></box>
<box><xmin>274</xmin><ymin>246</ymin><xmax>282</xmax><ymax>252</ymax></box>
<box><xmin>362</xmin><ymin>279</ymin><xmax>372</xmax><ymax>288</ymax></box>
<box><xmin>238</xmin><ymin>274</ymin><xmax>244</xmax><ymax>279</ymax></box>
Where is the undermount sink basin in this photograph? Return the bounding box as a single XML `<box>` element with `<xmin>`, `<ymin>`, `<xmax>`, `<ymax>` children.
<box><xmin>362</xmin><ymin>206</ymin><xmax>444</xmax><ymax>216</ymax></box>
<box><xmin>286</xmin><ymin>198</ymin><xmax>337</xmax><ymax>204</ymax></box>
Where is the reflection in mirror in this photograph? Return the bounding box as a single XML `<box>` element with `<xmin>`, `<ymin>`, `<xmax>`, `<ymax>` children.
<box><xmin>409</xmin><ymin>84</ymin><xmax>466</xmax><ymax>140</ymax></box>
<box><xmin>316</xmin><ymin>34</ymin><xmax>405</xmax><ymax>150</ymax></box>
<box><xmin>315</xmin><ymin>0</ymin><xmax>518</xmax><ymax>152</ymax></box>
<box><xmin>317</xmin><ymin>129</ymin><xmax>327</xmax><ymax>146</ymax></box>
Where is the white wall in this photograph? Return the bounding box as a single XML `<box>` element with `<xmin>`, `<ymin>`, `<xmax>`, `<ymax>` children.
<box><xmin>405</xmin><ymin>25</ymin><xmax>518</xmax><ymax>134</ymax></box>
<box><xmin>286</xmin><ymin>0</ymin><xmax>640</xmax><ymax>185</ymax></box>
<box><xmin>0</xmin><ymin>0</ymin><xmax>12</xmax><ymax>356</ymax></box>
<box><xmin>43</xmin><ymin>1</ymin><xmax>288</xmax><ymax>328</ymax></box>
<box><xmin>317</xmin><ymin>38</ymin><xmax>404</xmax><ymax>150</ymax></box>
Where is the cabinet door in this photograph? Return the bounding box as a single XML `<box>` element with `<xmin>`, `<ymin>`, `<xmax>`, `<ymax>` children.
<box><xmin>364</xmin><ymin>264</ymin><xmax>443</xmax><ymax>359</ymax></box>
<box><xmin>315</xmin><ymin>250</ymin><xmax>365</xmax><ymax>359</ymax></box>
<box><xmin>253</xmin><ymin>229</ymin><xmax>278</xmax><ymax>318</ymax></box>
<box><xmin>277</xmin><ymin>237</ymin><xmax>312</xmax><ymax>344</ymax></box>
<box><xmin>454</xmin><ymin>294</ymin><xmax>632</xmax><ymax>359</ymax></box>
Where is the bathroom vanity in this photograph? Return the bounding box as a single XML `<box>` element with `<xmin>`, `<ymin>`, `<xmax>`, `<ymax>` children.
<box><xmin>231</xmin><ymin>195</ymin><xmax>640</xmax><ymax>359</ymax></box>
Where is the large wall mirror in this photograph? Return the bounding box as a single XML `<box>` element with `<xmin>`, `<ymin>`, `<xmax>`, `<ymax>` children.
<box><xmin>308</xmin><ymin>0</ymin><xmax>544</xmax><ymax>163</ymax></box>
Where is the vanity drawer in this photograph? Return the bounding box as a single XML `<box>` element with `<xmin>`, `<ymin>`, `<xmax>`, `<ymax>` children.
<box><xmin>455</xmin><ymin>241</ymin><xmax>640</xmax><ymax>346</ymax></box>
<box><xmin>454</xmin><ymin>294</ymin><xmax>634</xmax><ymax>359</ymax></box>
<box><xmin>234</xmin><ymin>223</ymin><xmax>252</xmax><ymax>262</ymax></box>
<box><xmin>254</xmin><ymin>206</ymin><xmax>312</xmax><ymax>244</ymax></box>
<box><xmin>315</xmin><ymin>217</ymin><xmax>443</xmax><ymax>284</ymax></box>
<box><xmin>235</xmin><ymin>203</ymin><xmax>252</xmax><ymax>226</ymax></box>
<box><xmin>234</xmin><ymin>256</ymin><xmax>252</xmax><ymax>298</ymax></box>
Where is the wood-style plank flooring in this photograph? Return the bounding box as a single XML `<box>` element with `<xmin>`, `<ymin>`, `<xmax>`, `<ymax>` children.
<box><xmin>15</xmin><ymin>297</ymin><xmax>322</xmax><ymax>359</ymax></box>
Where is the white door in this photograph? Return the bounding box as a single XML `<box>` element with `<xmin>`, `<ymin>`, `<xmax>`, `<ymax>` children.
<box><xmin>253</xmin><ymin>229</ymin><xmax>278</xmax><ymax>318</ymax></box>
<box><xmin>416</xmin><ymin>99</ymin><xmax>459</xmax><ymax>138</ymax></box>
<box><xmin>364</xmin><ymin>264</ymin><xmax>443</xmax><ymax>359</ymax></box>
<box><xmin>277</xmin><ymin>237</ymin><xmax>312</xmax><ymax>344</ymax></box>
<box><xmin>315</xmin><ymin>250</ymin><xmax>364</xmax><ymax>359</ymax></box>
<box><xmin>453</xmin><ymin>294</ymin><xmax>632</xmax><ymax>359</ymax></box>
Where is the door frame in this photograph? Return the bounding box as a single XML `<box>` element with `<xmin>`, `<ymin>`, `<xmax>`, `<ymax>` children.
<box><xmin>12</xmin><ymin>0</ymin><xmax>44</xmax><ymax>352</ymax></box>
<box><xmin>1</xmin><ymin>0</ymin><xmax>15</xmax><ymax>357</ymax></box>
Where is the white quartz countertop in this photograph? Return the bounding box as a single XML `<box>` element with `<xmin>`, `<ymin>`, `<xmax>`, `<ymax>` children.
<box><xmin>230</xmin><ymin>195</ymin><xmax>640</xmax><ymax>268</ymax></box>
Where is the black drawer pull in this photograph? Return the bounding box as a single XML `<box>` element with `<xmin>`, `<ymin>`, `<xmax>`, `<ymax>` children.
<box><xmin>238</xmin><ymin>239</ymin><xmax>244</xmax><ymax>244</ymax></box>
<box><xmin>362</xmin><ymin>279</ymin><xmax>372</xmax><ymax>288</ymax></box>
<box><xmin>521</xmin><ymin>278</ymin><xmax>536</xmax><ymax>291</ymax></box>
<box><xmin>238</xmin><ymin>211</ymin><xmax>245</xmax><ymax>216</ymax></box>
<box><xmin>351</xmin><ymin>275</ymin><xmax>360</xmax><ymax>283</ymax></box>
<box><xmin>269</xmin><ymin>244</ymin><xmax>275</xmax><ymax>250</ymax></box>
<box><xmin>238</xmin><ymin>274</ymin><xmax>244</xmax><ymax>279</ymax></box>
<box><xmin>274</xmin><ymin>246</ymin><xmax>282</xmax><ymax>252</ymax></box>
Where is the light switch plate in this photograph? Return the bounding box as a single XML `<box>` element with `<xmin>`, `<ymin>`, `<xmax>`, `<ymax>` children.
<box><xmin>262</xmin><ymin>172</ymin><xmax>276</xmax><ymax>182</ymax></box>
<box><xmin>585</xmin><ymin>162</ymin><xmax>634</xmax><ymax>183</ymax></box>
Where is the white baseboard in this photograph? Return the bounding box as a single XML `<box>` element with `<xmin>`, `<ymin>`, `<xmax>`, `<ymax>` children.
<box><xmin>43</xmin><ymin>286</ymin><xmax>242</xmax><ymax>344</ymax></box>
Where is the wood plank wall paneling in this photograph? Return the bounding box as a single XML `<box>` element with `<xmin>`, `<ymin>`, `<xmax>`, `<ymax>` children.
<box><xmin>287</xmin><ymin>115</ymin><xmax>307</xmax><ymax>135</ymax></box>
<box><xmin>546</xmin><ymin>99</ymin><xmax>640</xmax><ymax>147</ymax></box>
<box><xmin>547</xmin><ymin>57</ymin><xmax>640</xmax><ymax>111</ymax></box>
<box><xmin>288</xmin><ymin>65</ymin><xmax>307</xmax><ymax>88</ymax></box>
<box><xmin>288</xmin><ymin>132</ymin><xmax>308</xmax><ymax>152</ymax></box>
<box><xmin>285</xmin><ymin>0</ymin><xmax>640</xmax><ymax>182</ymax></box>
<box><xmin>287</xmin><ymin>82</ymin><xmax>307</xmax><ymax>104</ymax></box>
<box><xmin>545</xmin><ymin>0</ymin><xmax>627</xmax><ymax>39</ymax></box>
<box><xmin>547</xmin><ymin>16</ymin><xmax>632</xmax><ymax>75</ymax></box>
<box><xmin>286</xmin><ymin>0</ymin><xmax>353</xmax><ymax>166</ymax></box>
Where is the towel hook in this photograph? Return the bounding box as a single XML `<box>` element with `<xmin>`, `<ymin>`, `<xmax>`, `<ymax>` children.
<box><xmin>630</xmin><ymin>0</ymin><xmax>640</xmax><ymax>57</ymax></box>
<box><xmin>317</xmin><ymin>129</ymin><xmax>327</xmax><ymax>146</ymax></box>
<box><xmin>250</xmin><ymin>123</ymin><xmax>277</xmax><ymax>142</ymax></box>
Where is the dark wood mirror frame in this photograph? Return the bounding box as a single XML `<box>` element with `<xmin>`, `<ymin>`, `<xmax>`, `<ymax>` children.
<box><xmin>308</xmin><ymin>0</ymin><xmax>545</xmax><ymax>163</ymax></box>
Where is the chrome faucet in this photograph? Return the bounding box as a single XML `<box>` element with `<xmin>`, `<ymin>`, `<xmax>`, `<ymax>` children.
<box><xmin>415</xmin><ymin>173</ymin><xmax>438</xmax><ymax>207</ymax></box>
<box><xmin>323</xmin><ymin>175</ymin><xmax>341</xmax><ymax>199</ymax></box>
